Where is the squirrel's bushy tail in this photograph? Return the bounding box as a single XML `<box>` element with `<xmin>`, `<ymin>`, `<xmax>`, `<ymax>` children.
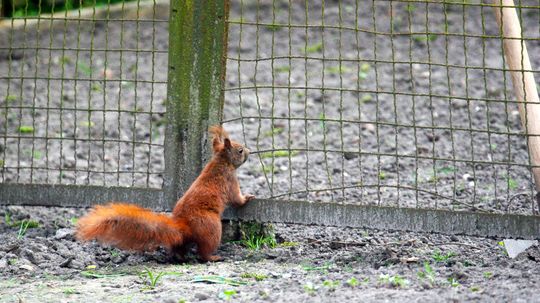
<box><xmin>76</xmin><ymin>203</ymin><xmax>185</xmax><ymax>251</ymax></box>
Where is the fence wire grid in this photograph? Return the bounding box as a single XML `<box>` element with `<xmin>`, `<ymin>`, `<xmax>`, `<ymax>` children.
<box><xmin>223</xmin><ymin>0</ymin><xmax>540</xmax><ymax>216</ymax></box>
<box><xmin>0</xmin><ymin>0</ymin><xmax>539</xmax><ymax>217</ymax></box>
<box><xmin>0</xmin><ymin>0</ymin><xmax>168</xmax><ymax>189</ymax></box>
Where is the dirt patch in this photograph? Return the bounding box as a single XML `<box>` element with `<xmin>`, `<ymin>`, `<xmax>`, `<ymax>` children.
<box><xmin>1</xmin><ymin>205</ymin><xmax>540</xmax><ymax>302</ymax></box>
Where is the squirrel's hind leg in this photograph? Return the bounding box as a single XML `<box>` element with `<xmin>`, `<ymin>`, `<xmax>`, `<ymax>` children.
<box><xmin>190</xmin><ymin>217</ymin><xmax>222</xmax><ymax>262</ymax></box>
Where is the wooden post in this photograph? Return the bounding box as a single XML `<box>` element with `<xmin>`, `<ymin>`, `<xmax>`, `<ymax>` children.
<box><xmin>492</xmin><ymin>0</ymin><xmax>540</xmax><ymax>206</ymax></box>
<box><xmin>164</xmin><ymin>0</ymin><xmax>229</xmax><ymax>207</ymax></box>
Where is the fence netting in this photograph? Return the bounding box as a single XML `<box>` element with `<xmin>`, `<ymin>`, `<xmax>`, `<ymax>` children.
<box><xmin>0</xmin><ymin>0</ymin><xmax>167</xmax><ymax>188</ymax></box>
<box><xmin>1</xmin><ymin>0</ymin><xmax>540</xmax><ymax>216</ymax></box>
<box><xmin>224</xmin><ymin>0</ymin><xmax>540</xmax><ymax>215</ymax></box>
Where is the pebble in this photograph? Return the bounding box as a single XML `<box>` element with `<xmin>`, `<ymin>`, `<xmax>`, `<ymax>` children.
<box><xmin>112</xmin><ymin>255</ymin><xmax>126</xmax><ymax>264</ymax></box>
<box><xmin>21</xmin><ymin>248</ymin><xmax>37</xmax><ymax>264</ymax></box>
<box><xmin>343</xmin><ymin>152</ymin><xmax>359</xmax><ymax>160</ymax></box>
<box><xmin>59</xmin><ymin>257</ymin><xmax>73</xmax><ymax>268</ymax></box>
<box><xmin>0</xmin><ymin>258</ymin><xmax>8</xmax><ymax>269</ymax></box>
<box><xmin>19</xmin><ymin>264</ymin><xmax>34</xmax><ymax>271</ymax></box>
<box><xmin>265</xmin><ymin>251</ymin><xmax>279</xmax><ymax>259</ymax></box>
<box><xmin>194</xmin><ymin>292</ymin><xmax>210</xmax><ymax>300</ymax></box>
<box><xmin>462</xmin><ymin>173</ymin><xmax>474</xmax><ymax>181</ymax></box>
<box><xmin>362</xmin><ymin>123</ymin><xmax>375</xmax><ymax>133</ymax></box>
<box><xmin>69</xmin><ymin>260</ymin><xmax>85</xmax><ymax>269</ymax></box>
<box><xmin>30</xmin><ymin>243</ymin><xmax>49</xmax><ymax>253</ymax></box>
<box><xmin>425</xmin><ymin>132</ymin><xmax>440</xmax><ymax>142</ymax></box>
<box><xmin>54</xmin><ymin>228</ymin><xmax>74</xmax><ymax>240</ymax></box>
<box><xmin>2</xmin><ymin>242</ymin><xmax>19</xmax><ymax>254</ymax></box>
<box><xmin>451</xmin><ymin>99</ymin><xmax>468</xmax><ymax>109</ymax></box>
<box><xmin>450</xmin><ymin>269</ymin><xmax>469</xmax><ymax>281</ymax></box>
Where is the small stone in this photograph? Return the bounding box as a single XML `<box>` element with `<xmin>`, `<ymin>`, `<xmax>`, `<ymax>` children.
<box><xmin>462</xmin><ymin>174</ymin><xmax>474</xmax><ymax>181</ymax></box>
<box><xmin>19</xmin><ymin>264</ymin><xmax>34</xmax><ymax>271</ymax></box>
<box><xmin>265</xmin><ymin>251</ymin><xmax>278</xmax><ymax>259</ymax></box>
<box><xmin>54</xmin><ymin>228</ymin><xmax>74</xmax><ymax>240</ymax></box>
<box><xmin>21</xmin><ymin>248</ymin><xmax>37</xmax><ymax>264</ymax></box>
<box><xmin>344</xmin><ymin>152</ymin><xmax>359</xmax><ymax>160</ymax></box>
<box><xmin>59</xmin><ymin>257</ymin><xmax>73</xmax><ymax>268</ymax></box>
<box><xmin>421</xmin><ymin>281</ymin><xmax>432</xmax><ymax>289</ymax></box>
<box><xmin>400</xmin><ymin>256</ymin><xmax>419</xmax><ymax>263</ymax></box>
<box><xmin>194</xmin><ymin>292</ymin><xmax>209</xmax><ymax>300</ymax></box>
<box><xmin>419</xmin><ymin>236</ymin><xmax>430</xmax><ymax>244</ymax></box>
<box><xmin>451</xmin><ymin>99</ymin><xmax>468</xmax><ymax>109</ymax></box>
<box><xmin>449</xmin><ymin>270</ymin><xmax>468</xmax><ymax>281</ymax></box>
<box><xmin>314</xmin><ymin>94</ymin><xmax>324</xmax><ymax>103</ymax></box>
<box><xmin>101</xmin><ymin>68</ymin><xmax>114</xmax><ymax>79</ymax></box>
<box><xmin>69</xmin><ymin>260</ymin><xmax>85</xmax><ymax>269</ymax></box>
<box><xmin>425</xmin><ymin>132</ymin><xmax>440</xmax><ymax>142</ymax></box>
<box><xmin>30</xmin><ymin>243</ymin><xmax>48</xmax><ymax>253</ymax></box>
<box><xmin>1</xmin><ymin>242</ymin><xmax>19</xmax><ymax>253</ymax></box>
<box><xmin>111</xmin><ymin>255</ymin><xmax>125</xmax><ymax>264</ymax></box>
<box><xmin>0</xmin><ymin>258</ymin><xmax>8</xmax><ymax>269</ymax></box>
<box><xmin>362</xmin><ymin>123</ymin><xmax>376</xmax><ymax>133</ymax></box>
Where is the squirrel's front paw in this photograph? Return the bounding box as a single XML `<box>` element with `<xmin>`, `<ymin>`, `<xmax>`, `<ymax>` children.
<box><xmin>243</xmin><ymin>194</ymin><xmax>255</xmax><ymax>203</ymax></box>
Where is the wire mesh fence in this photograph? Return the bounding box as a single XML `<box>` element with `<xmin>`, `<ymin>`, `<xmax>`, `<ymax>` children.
<box><xmin>1</xmin><ymin>0</ymin><xmax>540</xmax><ymax>220</ymax></box>
<box><xmin>224</xmin><ymin>0</ymin><xmax>540</xmax><ymax>216</ymax></box>
<box><xmin>0</xmin><ymin>0</ymin><xmax>168</xmax><ymax>189</ymax></box>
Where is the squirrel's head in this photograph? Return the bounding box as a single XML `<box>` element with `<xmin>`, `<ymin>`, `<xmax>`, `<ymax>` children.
<box><xmin>209</xmin><ymin>125</ymin><xmax>249</xmax><ymax>168</ymax></box>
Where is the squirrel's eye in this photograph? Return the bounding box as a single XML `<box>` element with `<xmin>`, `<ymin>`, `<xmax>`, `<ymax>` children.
<box><xmin>239</xmin><ymin>148</ymin><xmax>243</xmax><ymax>154</ymax></box>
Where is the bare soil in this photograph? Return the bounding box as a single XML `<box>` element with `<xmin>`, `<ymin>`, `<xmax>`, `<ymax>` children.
<box><xmin>1</xmin><ymin>205</ymin><xmax>539</xmax><ymax>303</ymax></box>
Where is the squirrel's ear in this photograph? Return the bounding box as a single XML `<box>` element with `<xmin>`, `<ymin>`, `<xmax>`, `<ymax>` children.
<box><xmin>224</xmin><ymin>138</ymin><xmax>232</xmax><ymax>149</ymax></box>
<box><xmin>212</xmin><ymin>136</ymin><xmax>221</xmax><ymax>152</ymax></box>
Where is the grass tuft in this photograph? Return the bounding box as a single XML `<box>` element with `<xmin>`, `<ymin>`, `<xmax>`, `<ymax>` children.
<box><xmin>239</xmin><ymin>222</ymin><xmax>276</xmax><ymax>250</ymax></box>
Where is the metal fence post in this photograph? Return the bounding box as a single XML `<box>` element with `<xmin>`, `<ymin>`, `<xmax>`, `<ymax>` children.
<box><xmin>163</xmin><ymin>0</ymin><xmax>229</xmax><ymax>208</ymax></box>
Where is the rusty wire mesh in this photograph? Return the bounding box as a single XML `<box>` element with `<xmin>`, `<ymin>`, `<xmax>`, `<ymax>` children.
<box><xmin>223</xmin><ymin>0</ymin><xmax>540</xmax><ymax>215</ymax></box>
<box><xmin>1</xmin><ymin>0</ymin><xmax>540</xmax><ymax>216</ymax></box>
<box><xmin>0</xmin><ymin>0</ymin><xmax>168</xmax><ymax>188</ymax></box>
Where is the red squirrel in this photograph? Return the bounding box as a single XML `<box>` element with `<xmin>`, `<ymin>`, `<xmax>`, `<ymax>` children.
<box><xmin>76</xmin><ymin>125</ymin><xmax>254</xmax><ymax>262</ymax></box>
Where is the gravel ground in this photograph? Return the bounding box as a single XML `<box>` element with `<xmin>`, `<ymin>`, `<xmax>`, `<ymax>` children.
<box><xmin>0</xmin><ymin>205</ymin><xmax>539</xmax><ymax>303</ymax></box>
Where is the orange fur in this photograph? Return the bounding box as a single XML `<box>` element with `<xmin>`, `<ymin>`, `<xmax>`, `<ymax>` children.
<box><xmin>76</xmin><ymin>203</ymin><xmax>187</xmax><ymax>251</ymax></box>
<box><xmin>76</xmin><ymin>125</ymin><xmax>254</xmax><ymax>262</ymax></box>
<box><xmin>208</xmin><ymin>125</ymin><xmax>229</xmax><ymax>141</ymax></box>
